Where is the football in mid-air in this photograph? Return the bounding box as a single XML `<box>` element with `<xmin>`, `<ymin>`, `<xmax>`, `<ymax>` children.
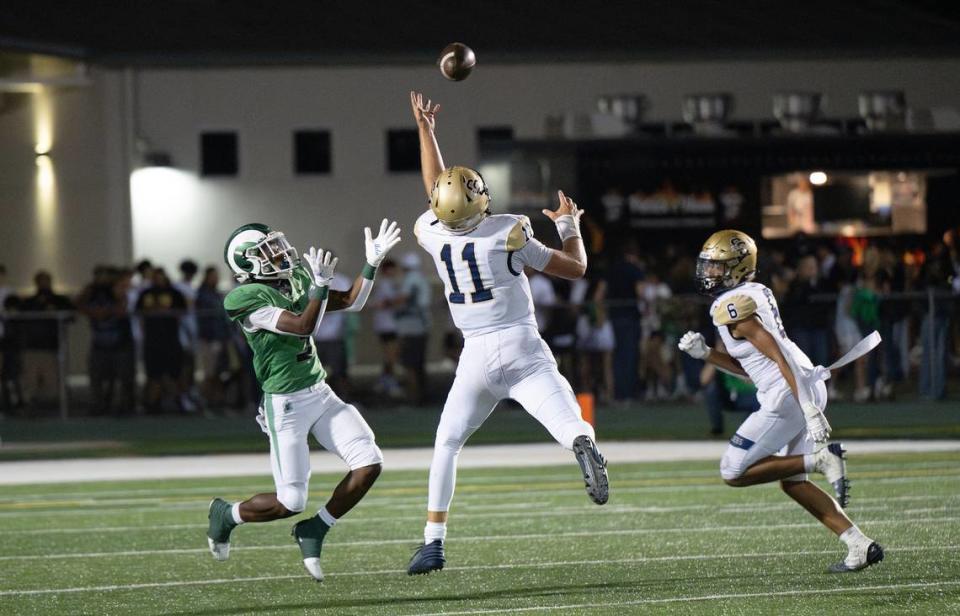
<box><xmin>438</xmin><ymin>42</ymin><xmax>476</xmax><ymax>81</ymax></box>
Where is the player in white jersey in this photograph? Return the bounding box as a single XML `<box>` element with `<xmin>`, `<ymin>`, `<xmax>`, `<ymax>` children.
<box><xmin>405</xmin><ymin>91</ymin><xmax>608</xmax><ymax>575</ymax></box>
<box><xmin>678</xmin><ymin>230</ymin><xmax>884</xmax><ymax>572</ymax></box>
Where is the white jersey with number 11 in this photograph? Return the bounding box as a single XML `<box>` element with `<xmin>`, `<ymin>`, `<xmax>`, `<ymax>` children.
<box><xmin>414</xmin><ymin>211</ymin><xmax>553</xmax><ymax>338</ymax></box>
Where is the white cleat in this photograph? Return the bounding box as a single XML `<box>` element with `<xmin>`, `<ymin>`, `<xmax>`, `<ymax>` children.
<box><xmin>207</xmin><ymin>537</ymin><xmax>230</xmax><ymax>562</ymax></box>
<box><xmin>829</xmin><ymin>540</ymin><xmax>884</xmax><ymax>573</ymax></box>
<box><xmin>813</xmin><ymin>443</ymin><xmax>850</xmax><ymax>507</ymax></box>
<box><xmin>302</xmin><ymin>557</ymin><xmax>324</xmax><ymax>582</ymax></box>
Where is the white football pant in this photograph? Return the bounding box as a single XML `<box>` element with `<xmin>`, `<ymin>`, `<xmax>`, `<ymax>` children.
<box><xmin>257</xmin><ymin>381</ymin><xmax>383</xmax><ymax>512</ymax></box>
<box><xmin>428</xmin><ymin>324</ymin><xmax>595</xmax><ymax>512</ymax></box>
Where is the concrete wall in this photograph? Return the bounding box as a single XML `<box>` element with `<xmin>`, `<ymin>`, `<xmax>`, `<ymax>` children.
<box><xmin>0</xmin><ymin>68</ymin><xmax>129</xmax><ymax>293</ymax></box>
<box><xmin>3</xmin><ymin>57</ymin><xmax>960</xmax><ymax>292</ymax></box>
<box><xmin>131</xmin><ymin>58</ymin><xmax>960</xmax><ymax>278</ymax></box>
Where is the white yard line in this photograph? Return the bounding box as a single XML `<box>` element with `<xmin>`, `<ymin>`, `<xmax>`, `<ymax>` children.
<box><xmin>3</xmin><ymin>440</ymin><xmax>958</xmax><ymax>485</ymax></box>
<box><xmin>5</xmin><ymin>458</ymin><xmax>956</xmax><ymax>502</ymax></box>
<box><xmin>3</xmin><ymin>495</ymin><xmax>956</xmax><ymax>536</ymax></box>
<box><xmin>1</xmin><ymin>471</ymin><xmax>958</xmax><ymax>518</ymax></box>
<box><xmin>1</xmin><ymin>516</ymin><xmax>956</xmax><ymax>562</ymax></box>
<box><xmin>2</xmin><ymin>544</ymin><xmax>957</xmax><ymax>597</ymax></box>
<box><xmin>416</xmin><ymin>580</ymin><xmax>960</xmax><ymax>615</ymax></box>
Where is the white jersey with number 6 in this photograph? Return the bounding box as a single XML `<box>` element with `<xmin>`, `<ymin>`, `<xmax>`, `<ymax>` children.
<box><xmin>414</xmin><ymin>211</ymin><xmax>553</xmax><ymax>338</ymax></box>
<box><xmin>711</xmin><ymin>281</ymin><xmax>814</xmax><ymax>410</ymax></box>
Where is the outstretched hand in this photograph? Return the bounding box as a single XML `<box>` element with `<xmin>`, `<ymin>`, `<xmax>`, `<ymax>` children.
<box><xmin>542</xmin><ymin>190</ymin><xmax>583</xmax><ymax>222</ymax></box>
<box><xmin>410</xmin><ymin>91</ymin><xmax>440</xmax><ymax>131</ymax></box>
<box><xmin>364</xmin><ymin>218</ymin><xmax>402</xmax><ymax>267</ymax></box>
<box><xmin>303</xmin><ymin>247</ymin><xmax>338</xmax><ymax>287</ymax></box>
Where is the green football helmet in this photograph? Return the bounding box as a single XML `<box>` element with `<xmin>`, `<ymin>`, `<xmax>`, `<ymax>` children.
<box><xmin>224</xmin><ymin>223</ymin><xmax>299</xmax><ymax>282</ymax></box>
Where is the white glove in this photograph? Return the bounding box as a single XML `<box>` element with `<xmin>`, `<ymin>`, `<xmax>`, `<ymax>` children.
<box><xmin>802</xmin><ymin>402</ymin><xmax>832</xmax><ymax>444</ymax></box>
<box><xmin>678</xmin><ymin>331</ymin><xmax>710</xmax><ymax>360</ymax></box>
<box><xmin>303</xmin><ymin>247</ymin><xmax>338</xmax><ymax>287</ymax></box>
<box><xmin>364</xmin><ymin>219</ymin><xmax>402</xmax><ymax>267</ymax></box>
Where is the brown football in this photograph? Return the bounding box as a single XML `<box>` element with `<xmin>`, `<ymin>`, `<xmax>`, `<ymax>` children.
<box><xmin>438</xmin><ymin>42</ymin><xmax>476</xmax><ymax>81</ymax></box>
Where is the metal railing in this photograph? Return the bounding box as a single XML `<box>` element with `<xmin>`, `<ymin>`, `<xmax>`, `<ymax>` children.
<box><xmin>0</xmin><ymin>288</ymin><xmax>955</xmax><ymax>418</ymax></box>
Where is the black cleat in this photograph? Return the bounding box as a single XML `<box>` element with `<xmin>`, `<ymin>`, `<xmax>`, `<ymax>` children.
<box><xmin>573</xmin><ymin>435</ymin><xmax>608</xmax><ymax>505</ymax></box>
<box><xmin>828</xmin><ymin>542</ymin><xmax>885</xmax><ymax>573</ymax></box>
<box><xmin>407</xmin><ymin>539</ymin><xmax>446</xmax><ymax>575</ymax></box>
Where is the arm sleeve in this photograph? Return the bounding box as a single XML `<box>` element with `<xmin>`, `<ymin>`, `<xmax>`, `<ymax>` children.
<box><xmin>513</xmin><ymin>237</ymin><xmax>553</xmax><ymax>272</ymax></box>
<box><xmin>243</xmin><ymin>306</ymin><xmax>286</xmax><ymax>334</ymax></box>
<box><xmin>340</xmin><ymin>277</ymin><xmax>375</xmax><ymax>313</ymax></box>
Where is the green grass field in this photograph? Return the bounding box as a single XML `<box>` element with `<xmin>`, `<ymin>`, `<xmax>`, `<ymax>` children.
<box><xmin>2</xmin><ymin>451</ymin><xmax>959</xmax><ymax>615</ymax></box>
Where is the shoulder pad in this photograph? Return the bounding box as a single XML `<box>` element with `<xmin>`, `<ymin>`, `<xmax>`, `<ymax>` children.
<box><xmin>712</xmin><ymin>294</ymin><xmax>758</xmax><ymax>326</ymax></box>
<box><xmin>224</xmin><ymin>284</ymin><xmax>274</xmax><ymax>322</ymax></box>
<box><xmin>506</xmin><ymin>216</ymin><xmax>533</xmax><ymax>251</ymax></box>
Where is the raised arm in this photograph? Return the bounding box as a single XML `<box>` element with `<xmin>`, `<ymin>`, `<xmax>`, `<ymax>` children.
<box><xmin>275</xmin><ymin>248</ymin><xmax>337</xmax><ymax>335</ymax></box>
<box><xmin>540</xmin><ymin>190</ymin><xmax>588</xmax><ymax>280</ymax></box>
<box><xmin>410</xmin><ymin>91</ymin><xmax>444</xmax><ymax>198</ymax></box>
<box><xmin>328</xmin><ymin>219</ymin><xmax>402</xmax><ymax>313</ymax></box>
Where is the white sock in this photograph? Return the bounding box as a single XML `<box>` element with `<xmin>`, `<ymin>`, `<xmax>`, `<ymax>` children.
<box><xmin>318</xmin><ymin>507</ymin><xmax>338</xmax><ymax>528</ymax></box>
<box><xmin>424</xmin><ymin>521</ymin><xmax>447</xmax><ymax>544</ymax></box>
<box><xmin>231</xmin><ymin>502</ymin><xmax>245</xmax><ymax>525</ymax></box>
<box><xmin>839</xmin><ymin>525</ymin><xmax>866</xmax><ymax>547</ymax></box>
<box><xmin>803</xmin><ymin>453</ymin><xmax>817</xmax><ymax>473</ymax></box>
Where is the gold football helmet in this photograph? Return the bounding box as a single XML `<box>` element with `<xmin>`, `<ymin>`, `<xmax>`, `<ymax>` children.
<box><xmin>429</xmin><ymin>166</ymin><xmax>490</xmax><ymax>232</ymax></box>
<box><xmin>696</xmin><ymin>229</ymin><xmax>757</xmax><ymax>295</ymax></box>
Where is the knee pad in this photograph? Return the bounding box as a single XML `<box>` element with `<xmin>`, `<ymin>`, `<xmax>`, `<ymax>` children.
<box><xmin>276</xmin><ymin>483</ymin><xmax>308</xmax><ymax>513</ymax></box>
<box><xmin>719</xmin><ymin>448</ymin><xmax>747</xmax><ymax>481</ymax></box>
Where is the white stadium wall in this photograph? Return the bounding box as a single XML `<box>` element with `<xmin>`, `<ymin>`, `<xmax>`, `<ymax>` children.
<box><xmin>3</xmin><ymin>57</ymin><xmax>960</xmax><ymax>292</ymax></box>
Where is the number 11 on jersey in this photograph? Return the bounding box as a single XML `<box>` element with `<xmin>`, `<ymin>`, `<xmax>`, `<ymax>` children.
<box><xmin>440</xmin><ymin>242</ymin><xmax>493</xmax><ymax>304</ymax></box>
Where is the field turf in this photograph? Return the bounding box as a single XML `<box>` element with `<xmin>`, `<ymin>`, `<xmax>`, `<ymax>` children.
<box><xmin>2</xmin><ymin>451</ymin><xmax>959</xmax><ymax>615</ymax></box>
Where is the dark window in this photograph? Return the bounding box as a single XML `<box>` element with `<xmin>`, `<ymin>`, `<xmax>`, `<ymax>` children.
<box><xmin>200</xmin><ymin>131</ymin><xmax>238</xmax><ymax>177</ymax></box>
<box><xmin>294</xmin><ymin>130</ymin><xmax>332</xmax><ymax>174</ymax></box>
<box><xmin>477</xmin><ymin>126</ymin><xmax>514</xmax><ymax>159</ymax></box>
<box><xmin>477</xmin><ymin>126</ymin><xmax>514</xmax><ymax>144</ymax></box>
<box><xmin>387</xmin><ymin>129</ymin><xmax>420</xmax><ymax>172</ymax></box>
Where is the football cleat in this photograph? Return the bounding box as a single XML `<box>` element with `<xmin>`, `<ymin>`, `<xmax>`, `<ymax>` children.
<box><xmin>828</xmin><ymin>541</ymin><xmax>884</xmax><ymax>573</ymax></box>
<box><xmin>407</xmin><ymin>540</ymin><xmax>446</xmax><ymax>575</ymax></box>
<box><xmin>291</xmin><ymin>516</ymin><xmax>331</xmax><ymax>582</ymax></box>
<box><xmin>814</xmin><ymin>443</ymin><xmax>850</xmax><ymax>508</ymax></box>
<box><xmin>573</xmin><ymin>435</ymin><xmax>609</xmax><ymax>505</ymax></box>
<box><xmin>207</xmin><ymin>498</ymin><xmax>238</xmax><ymax>562</ymax></box>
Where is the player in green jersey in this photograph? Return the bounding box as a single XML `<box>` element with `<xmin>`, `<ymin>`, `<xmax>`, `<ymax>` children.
<box><xmin>207</xmin><ymin>219</ymin><xmax>401</xmax><ymax>581</ymax></box>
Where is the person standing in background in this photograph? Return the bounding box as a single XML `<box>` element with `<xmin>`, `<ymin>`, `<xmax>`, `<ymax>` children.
<box><xmin>371</xmin><ymin>259</ymin><xmax>403</xmax><ymax>398</ymax></box>
<box><xmin>20</xmin><ymin>271</ymin><xmax>73</xmax><ymax>410</ymax></box>
<box><xmin>174</xmin><ymin>260</ymin><xmax>200</xmax><ymax>412</ymax></box>
<box><xmin>605</xmin><ymin>240</ymin><xmax>645</xmax><ymax>402</ymax></box>
<box><xmin>919</xmin><ymin>240</ymin><xmax>954</xmax><ymax>400</ymax></box>
<box><xmin>0</xmin><ymin>265</ymin><xmax>19</xmax><ymax>413</ymax></box>
<box><xmin>195</xmin><ymin>267</ymin><xmax>230</xmax><ymax>409</ymax></box>
<box><xmin>396</xmin><ymin>252</ymin><xmax>431</xmax><ymax>405</ymax></box>
<box><xmin>136</xmin><ymin>268</ymin><xmax>187</xmax><ymax>413</ymax></box>
<box><xmin>785</xmin><ymin>254</ymin><xmax>831</xmax><ymax>370</ymax></box>
<box><xmin>786</xmin><ymin>174</ymin><xmax>816</xmax><ymax>235</ymax></box>
<box><xmin>528</xmin><ymin>270</ymin><xmax>557</xmax><ymax>336</ymax></box>
<box><xmin>851</xmin><ymin>248</ymin><xmax>882</xmax><ymax>402</ymax></box>
<box><xmin>0</xmin><ymin>265</ymin><xmax>10</xmax><ymax>347</ymax></box>
<box><xmin>77</xmin><ymin>266</ymin><xmax>135</xmax><ymax>415</ymax></box>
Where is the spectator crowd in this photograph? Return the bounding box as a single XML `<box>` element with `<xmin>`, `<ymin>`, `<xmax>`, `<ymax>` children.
<box><xmin>0</xmin><ymin>226</ymin><xmax>957</xmax><ymax>418</ymax></box>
